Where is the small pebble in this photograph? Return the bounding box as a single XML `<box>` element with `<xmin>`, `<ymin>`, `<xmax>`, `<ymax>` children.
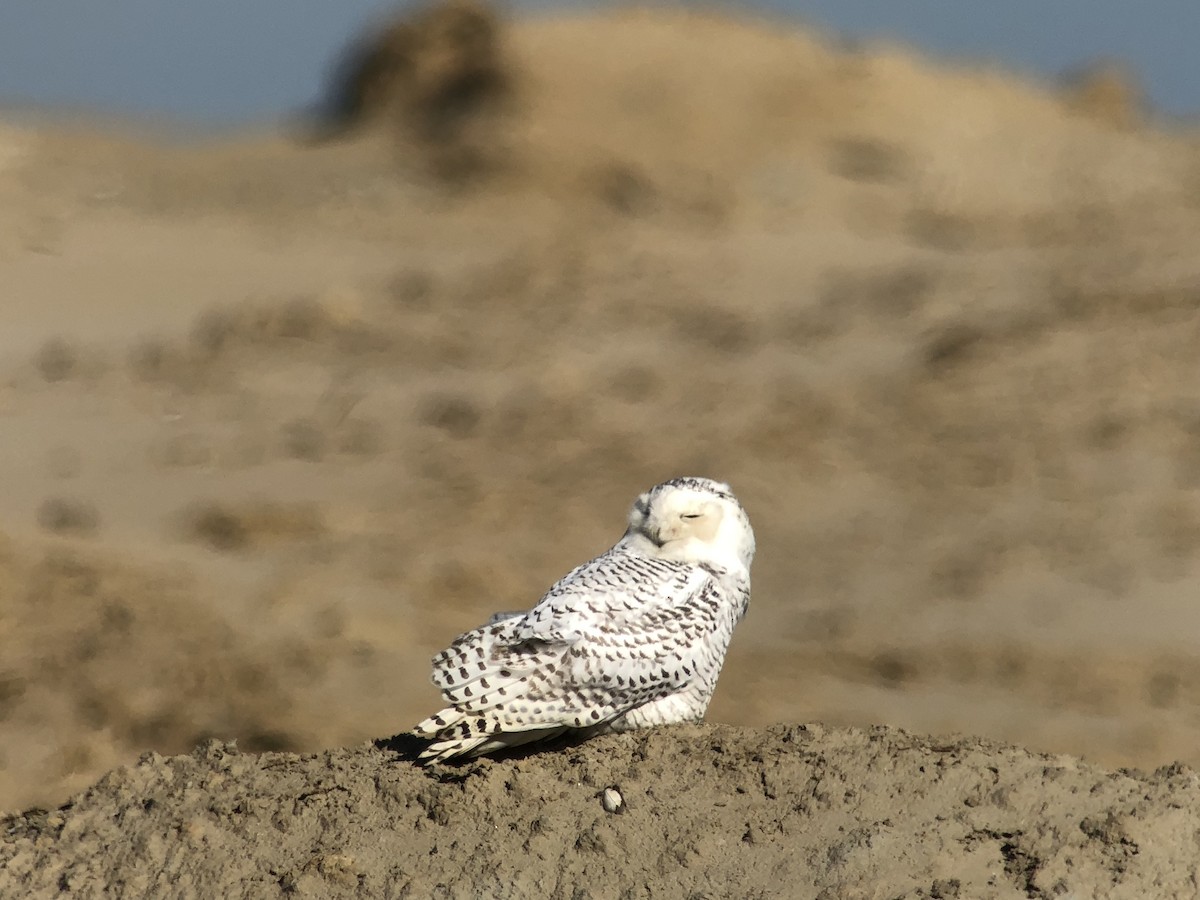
<box><xmin>601</xmin><ymin>787</ymin><xmax>625</xmax><ymax>814</ymax></box>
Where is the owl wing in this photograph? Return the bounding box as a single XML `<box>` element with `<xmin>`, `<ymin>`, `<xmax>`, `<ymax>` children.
<box><xmin>412</xmin><ymin>551</ymin><xmax>717</xmax><ymax>762</ymax></box>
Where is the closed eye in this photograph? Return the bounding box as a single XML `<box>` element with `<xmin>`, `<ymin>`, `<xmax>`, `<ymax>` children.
<box><xmin>681</xmin><ymin>513</ymin><xmax>704</xmax><ymax>519</ymax></box>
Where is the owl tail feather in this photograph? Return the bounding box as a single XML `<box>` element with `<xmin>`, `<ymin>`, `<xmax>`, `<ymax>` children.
<box><xmin>412</xmin><ymin>717</ymin><xmax>568</xmax><ymax>765</ymax></box>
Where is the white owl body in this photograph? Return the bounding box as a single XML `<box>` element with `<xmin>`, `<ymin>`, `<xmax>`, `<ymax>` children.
<box><xmin>412</xmin><ymin>477</ymin><xmax>754</xmax><ymax>763</ymax></box>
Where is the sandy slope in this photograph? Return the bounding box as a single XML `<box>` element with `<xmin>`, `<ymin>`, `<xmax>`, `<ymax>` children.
<box><xmin>5</xmin><ymin>724</ymin><xmax>1200</xmax><ymax>899</ymax></box>
<box><xmin>2</xmin><ymin>9</ymin><xmax>1200</xmax><ymax>877</ymax></box>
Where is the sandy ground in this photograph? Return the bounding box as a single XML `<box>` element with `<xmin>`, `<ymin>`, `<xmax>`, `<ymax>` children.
<box><xmin>3</xmin><ymin>4</ymin><xmax>1200</xmax><ymax>894</ymax></box>
<box><xmin>6</xmin><ymin>724</ymin><xmax>1200</xmax><ymax>899</ymax></box>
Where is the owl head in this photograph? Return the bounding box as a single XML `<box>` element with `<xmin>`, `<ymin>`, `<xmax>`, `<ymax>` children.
<box><xmin>624</xmin><ymin>477</ymin><xmax>755</xmax><ymax>573</ymax></box>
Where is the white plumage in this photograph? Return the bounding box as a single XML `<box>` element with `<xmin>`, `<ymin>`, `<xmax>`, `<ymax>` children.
<box><xmin>412</xmin><ymin>477</ymin><xmax>755</xmax><ymax>763</ymax></box>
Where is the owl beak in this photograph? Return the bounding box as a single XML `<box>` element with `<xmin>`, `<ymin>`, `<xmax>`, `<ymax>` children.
<box><xmin>641</xmin><ymin>522</ymin><xmax>666</xmax><ymax>547</ymax></box>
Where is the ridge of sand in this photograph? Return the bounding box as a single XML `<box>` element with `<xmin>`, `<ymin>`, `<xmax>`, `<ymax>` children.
<box><xmin>4</xmin><ymin>724</ymin><xmax>1199</xmax><ymax>899</ymax></box>
<box><xmin>3</xmin><ymin>1</ymin><xmax>1200</xmax><ymax>843</ymax></box>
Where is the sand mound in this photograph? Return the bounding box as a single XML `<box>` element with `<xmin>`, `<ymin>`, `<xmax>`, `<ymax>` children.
<box><xmin>4</xmin><ymin>724</ymin><xmax>1199</xmax><ymax>898</ymax></box>
<box><xmin>3</xmin><ymin>2</ymin><xmax>1200</xmax><ymax>831</ymax></box>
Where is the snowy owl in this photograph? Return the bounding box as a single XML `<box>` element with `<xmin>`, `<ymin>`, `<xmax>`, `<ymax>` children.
<box><xmin>412</xmin><ymin>477</ymin><xmax>755</xmax><ymax>763</ymax></box>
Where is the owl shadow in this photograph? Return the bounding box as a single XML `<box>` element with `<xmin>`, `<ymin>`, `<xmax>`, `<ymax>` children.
<box><xmin>375</xmin><ymin>730</ymin><xmax>590</xmax><ymax>768</ymax></box>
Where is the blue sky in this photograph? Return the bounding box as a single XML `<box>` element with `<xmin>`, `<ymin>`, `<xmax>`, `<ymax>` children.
<box><xmin>2</xmin><ymin>1</ymin><xmax>1197</xmax><ymax>126</ymax></box>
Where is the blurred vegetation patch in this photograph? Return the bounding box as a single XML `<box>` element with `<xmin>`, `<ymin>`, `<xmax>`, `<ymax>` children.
<box><xmin>315</xmin><ymin>0</ymin><xmax>513</xmax><ymax>183</ymax></box>
<box><xmin>182</xmin><ymin>501</ymin><xmax>327</xmax><ymax>553</ymax></box>
<box><xmin>34</xmin><ymin>338</ymin><xmax>107</xmax><ymax>384</ymax></box>
<box><xmin>419</xmin><ymin>392</ymin><xmax>482</xmax><ymax>438</ymax></box>
<box><xmin>37</xmin><ymin>498</ymin><xmax>101</xmax><ymax>537</ymax></box>
<box><xmin>828</xmin><ymin>135</ymin><xmax>910</xmax><ymax>184</ymax></box>
<box><xmin>1060</xmin><ymin>60</ymin><xmax>1144</xmax><ymax>131</ymax></box>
